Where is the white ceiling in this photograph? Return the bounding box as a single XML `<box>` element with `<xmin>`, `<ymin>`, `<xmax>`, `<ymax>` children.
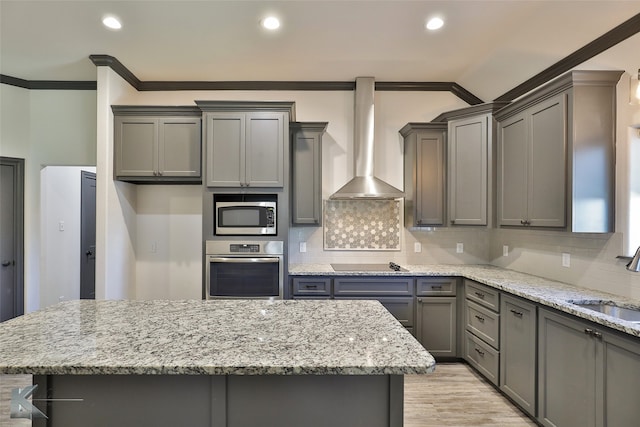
<box><xmin>1</xmin><ymin>0</ymin><xmax>640</xmax><ymax>101</ymax></box>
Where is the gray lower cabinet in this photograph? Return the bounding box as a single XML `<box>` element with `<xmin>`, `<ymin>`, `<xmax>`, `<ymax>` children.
<box><xmin>291</xmin><ymin>277</ymin><xmax>331</xmax><ymax>299</ymax></box>
<box><xmin>401</xmin><ymin>123</ymin><xmax>447</xmax><ymax>227</ymax></box>
<box><xmin>415</xmin><ymin>277</ymin><xmax>457</xmax><ymax>358</ymax></box>
<box><xmin>500</xmin><ymin>294</ymin><xmax>537</xmax><ymax>418</ymax></box>
<box><xmin>290</xmin><ymin>122</ymin><xmax>327</xmax><ymax>225</ymax></box>
<box><xmin>463</xmin><ymin>280</ymin><xmax>500</xmax><ymax>386</ymax></box>
<box><xmin>334</xmin><ymin>277</ymin><xmax>415</xmax><ymax>330</ymax></box>
<box><xmin>113</xmin><ymin>106</ymin><xmax>202</xmax><ymax>183</ymax></box>
<box><xmin>538</xmin><ymin>307</ymin><xmax>640</xmax><ymax>427</ymax></box>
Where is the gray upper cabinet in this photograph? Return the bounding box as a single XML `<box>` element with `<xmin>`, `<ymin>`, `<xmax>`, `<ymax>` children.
<box><xmin>290</xmin><ymin>122</ymin><xmax>327</xmax><ymax>225</ymax></box>
<box><xmin>498</xmin><ymin>94</ymin><xmax>566</xmax><ymax>228</ymax></box>
<box><xmin>113</xmin><ymin>106</ymin><xmax>202</xmax><ymax>183</ymax></box>
<box><xmin>401</xmin><ymin>123</ymin><xmax>447</xmax><ymax>227</ymax></box>
<box><xmin>496</xmin><ymin>70</ymin><xmax>622</xmax><ymax>232</ymax></box>
<box><xmin>197</xmin><ymin>101</ymin><xmax>295</xmax><ymax>188</ymax></box>
<box><xmin>448</xmin><ymin>114</ymin><xmax>489</xmax><ymax>226</ymax></box>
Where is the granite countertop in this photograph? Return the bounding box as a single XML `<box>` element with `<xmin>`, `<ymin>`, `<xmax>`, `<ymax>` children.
<box><xmin>0</xmin><ymin>299</ymin><xmax>435</xmax><ymax>376</ymax></box>
<box><xmin>290</xmin><ymin>263</ymin><xmax>640</xmax><ymax>338</ymax></box>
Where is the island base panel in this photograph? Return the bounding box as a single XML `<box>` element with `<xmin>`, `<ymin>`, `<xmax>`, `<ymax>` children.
<box><xmin>33</xmin><ymin>374</ymin><xmax>404</xmax><ymax>427</ymax></box>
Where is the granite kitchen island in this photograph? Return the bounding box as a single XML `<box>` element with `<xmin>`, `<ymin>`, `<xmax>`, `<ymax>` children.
<box><xmin>0</xmin><ymin>299</ymin><xmax>434</xmax><ymax>427</ymax></box>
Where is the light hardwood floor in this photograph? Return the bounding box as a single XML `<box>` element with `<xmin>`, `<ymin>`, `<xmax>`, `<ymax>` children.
<box><xmin>1</xmin><ymin>364</ymin><xmax>536</xmax><ymax>426</ymax></box>
<box><xmin>405</xmin><ymin>363</ymin><xmax>537</xmax><ymax>426</ymax></box>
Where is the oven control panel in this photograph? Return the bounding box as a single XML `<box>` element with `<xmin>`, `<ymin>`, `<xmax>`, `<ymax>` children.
<box><xmin>229</xmin><ymin>244</ymin><xmax>260</xmax><ymax>253</ymax></box>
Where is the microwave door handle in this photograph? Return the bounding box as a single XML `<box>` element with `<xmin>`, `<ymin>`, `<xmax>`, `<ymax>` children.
<box><xmin>209</xmin><ymin>257</ymin><xmax>279</xmax><ymax>263</ymax></box>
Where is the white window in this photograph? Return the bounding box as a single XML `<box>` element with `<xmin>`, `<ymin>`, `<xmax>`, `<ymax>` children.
<box><xmin>626</xmin><ymin>126</ymin><xmax>640</xmax><ymax>256</ymax></box>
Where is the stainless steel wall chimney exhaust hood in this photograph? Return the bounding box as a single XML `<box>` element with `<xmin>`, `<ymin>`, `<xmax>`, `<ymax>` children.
<box><xmin>330</xmin><ymin>77</ymin><xmax>405</xmax><ymax>199</ymax></box>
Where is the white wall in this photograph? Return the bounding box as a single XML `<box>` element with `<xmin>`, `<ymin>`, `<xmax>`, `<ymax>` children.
<box><xmin>0</xmin><ymin>84</ymin><xmax>96</xmax><ymax>312</ymax></box>
<box><xmin>40</xmin><ymin>166</ymin><xmax>96</xmax><ymax>308</ymax></box>
<box><xmin>102</xmin><ymin>87</ymin><xmax>467</xmax><ymax>299</ymax></box>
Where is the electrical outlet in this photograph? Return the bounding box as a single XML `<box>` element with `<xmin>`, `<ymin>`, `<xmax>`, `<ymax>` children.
<box><xmin>151</xmin><ymin>242</ymin><xmax>157</xmax><ymax>253</ymax></box>
<box><xmin>414</xmin><ymin>242</ymin><xmax>422</xmax><ymax>253</ymax></box>
<box><xmin>562</xmin><ymin>253</ymin><xmax>571</xmax><ymax>268</ymax></box>
<box><xmin>299</xmin><ymin>242</ymin><xmax>307</xmax><ymax>253</ymax></box>
<box><xmin>58</xmin><ymin>221</ymin><xmax>65</xmax><ymax>231</ymax></box>
<box><xmin>456</xmin><ymin>243</ymin><xmax>464</xmax><ymax>254</ymax></box>
<box><xmin>503</xmin><ymin>245</ymin><xmax>509</xmax><ymax>257</ymax></box>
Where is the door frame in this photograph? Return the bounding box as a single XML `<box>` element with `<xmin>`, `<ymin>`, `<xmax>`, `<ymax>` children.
<box><xmin>0</xmin><ymin>156</ymin><xmax>25</xmax><ymax>317</ymax></box>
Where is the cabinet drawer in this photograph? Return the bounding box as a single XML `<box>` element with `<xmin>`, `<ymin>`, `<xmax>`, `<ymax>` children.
<box><xmin>335</xmin><ymin>296</ymin><xmax>414</xmax><ymax>327</ymax></box>
<box><xmin>334</xmin><ymin>278</ymin><xmax>414</xmax><ymax>296</ymax></box>
<box><xmin>466</xmin><ymin>300</ymin><xmax>500</xmax><ymax>350</ymax></box>
<box><xmin>465</xmin><ymin>280</ymin><xmax>499</xmax><ymax>312</ymax></box>
<box><xmin>416</xmin><ymin>277</ymin><xmax>457</xmax><ymax>296</ymax></box>
<box><xmin>292</xmin><ymin>278</ymin><xmax>331</xmax><ymax>296</ymax></box>
<box><xmin>465</xmin><ymin>331</ymin><xmax>499</xmax><ymax>386</ymax></box>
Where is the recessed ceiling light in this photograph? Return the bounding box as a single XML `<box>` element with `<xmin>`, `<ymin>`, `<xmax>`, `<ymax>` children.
<box><xmin>102</xmin><ymin>15</ymin><xmax>122</xmax><ymax>30</ymax></box>
<box><xmin>261</xmin><ymin>16</ymin><xmax>280</xmax><ymax>30</ymax></box>
<box><xmin>426</xmin><ymin>17</ymin><xmax>444</xmax><ymax>31</ymax></box>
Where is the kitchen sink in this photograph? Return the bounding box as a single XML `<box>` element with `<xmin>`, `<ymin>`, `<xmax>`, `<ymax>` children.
<box><xmin>570</xmin><ymin>302</ymin><xmax>640</xmax><ymax>323</ymax></box>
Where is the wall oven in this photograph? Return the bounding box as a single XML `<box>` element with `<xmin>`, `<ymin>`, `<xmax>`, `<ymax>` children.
<box><xmin>214</xmin><ymin>194</ymin><xmax>277</xmax><ymax>236</ymax></box>
<box><xmin>205</xmin><ymin>240</ymin><xmax>283</xmax><ymax>299</ymax></box>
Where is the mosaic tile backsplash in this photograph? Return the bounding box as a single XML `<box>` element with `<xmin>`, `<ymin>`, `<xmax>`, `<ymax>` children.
<box><xmin>324</xmin><ymin>200</ymin><xmax>402</xmax><ymax>251</ymax></box>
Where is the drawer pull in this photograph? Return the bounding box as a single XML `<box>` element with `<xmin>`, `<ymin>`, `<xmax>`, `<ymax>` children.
<box><xmin>510</xmin><ymin>309</ymin><xmax>523</xmax><ymax>317</ymax></box>
<box><xmin>474</xmin><ymin>291</ymin><xmax>485</xmax><ymax>299</ymax></box>
<box><xmin>431</xmin><ymin>285</ymin><xmax>443</xmax><ymax>290</ymax></box>
<box><xmin>584</xmin><ymin>328</ymin><xmax>603</xmax><ymax>339</ymax></box>
<box><xmin>474</xmin><ymin>348</ymin><xmax>485</xmax><ymax>357</ymax></box>
<box><xmin>474</xmin><ymin>315</ymin><xmax>485</xmax><ymax>323</ymax></box>
<box><xmin>305</xmin><ymin>284</ymin><xmax>318</xmax><ymax>289</ymax></box>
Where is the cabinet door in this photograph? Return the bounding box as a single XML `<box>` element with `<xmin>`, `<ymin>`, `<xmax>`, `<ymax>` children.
<box><xmin>246</xmin><ymin>112</ymin><xmax>285</xmax><ymax>187</ymax></box>
<box><xmin>291</xmin><ymin>127</ymin><xmax>323</xmax><ymax>225</ymax></box>
<box><xmin>114</xmin><ymin>117</ymin><xmax>157</xmax><ymax>177</ymax></box>
<box><xmin>158</xmin><ymin>118</ymin><xmax>201</xmax><ymax>177</ymax></box>
<box><xmin>500</xmin><ymin>295</ymin><xmax>536</xmax><ymax>418</ymax></box>
<box><xmin>416</xmin><ymin>297</ymin><xmax>457</xmax><ymax>358</ymax></box>
<box><xmin>415</xmin><ymin>132</ymin><xmax>445</xmax><ymax>225</ymax></box>
<box><xmin>206</xmin><ymin>113</ymin><xmax>245</xmax><ymax>187</ymax></box>
<box><xmin>498</xmin><ymin>113</ymin><xmax>528</xmax><ymax>226</ymax></box>
<box><xmin>448</xmin><ymin>115</ymin><xmax>487</xmax><ymax>225</ymax></box>
<box><xmin>601</xmin><ymin>331</ymin><xmax>640</xmax><ymax>427</ymax></box>
<box><xmin>528</xmin><ymin>94</ymin><xmax>566</xmax><ymax>228</ymax></box>
<box><xmin>538</xmin><ymin>308</ymin><xmax>596</xmax><ymax>427</ymax></box>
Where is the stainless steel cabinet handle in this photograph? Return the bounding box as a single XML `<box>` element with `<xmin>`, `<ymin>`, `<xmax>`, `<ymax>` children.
<box><xmin>431</xmin><ymin>285</ymin><xmax>443</xmax><ymax>290</ymax></box>
<box><xmin>510</xmin><ymin>309</ymin><xmax>523</xmax><ymax>317</ymax></box>
<box><xmin>474</xmin><ymin>348</ymin><xmax>485</xmax><ymax>357</ymax></box>
<box><xmin>474</xmin><ymin>291</ymin><xmax>485</xmax><ymax>299</ymax></box>
<box><xmin>474</xmin><ymin>315</ymin><xmax>485</xmax><ymax>323</ymax></box>
<box><xmin>450</xmin><ymin>220</ymin><xmax>456</xmax><ymax>225</ymax></box>
<box><xmin>1</xmin><ymin>261</ymin><xmax>12</xmax><ymax>267</ymax></box>
<box><xmin>305</xmin><ymin>284</ymin><xmax>318</xmax><ymax>289</ymax></box>
<box><xmin>209</xmin><ymin>257</ymin><xmax>279</xmax><ymax>263</ymax></box>
<box><xmin>585</xmin><ymin>329</ymin><xmax>603</xmax><ymax>339</ymax></box>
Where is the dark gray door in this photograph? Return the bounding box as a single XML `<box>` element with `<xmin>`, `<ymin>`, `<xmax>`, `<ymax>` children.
<box><xmin>80</xmin><ymin>171</ymin><xmax>96</xmax><ymax>299</ymax></box>
<box><xmin>0</xmin><ymin>157</ymin><xmax>24</xmax><ymax>321</ymax></box>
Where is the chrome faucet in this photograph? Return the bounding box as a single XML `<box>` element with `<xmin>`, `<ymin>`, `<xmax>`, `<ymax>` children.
<box><xmin>627</xmin><ymin>246</ymin><xmax>640</xmax><ymax>272</ymax></box>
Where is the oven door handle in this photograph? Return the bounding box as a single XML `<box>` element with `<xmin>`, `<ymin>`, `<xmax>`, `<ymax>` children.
<box><xmin>209</xmin><ymin>257</ymin><xmax>280</xmax><ymax>263</ymax></box>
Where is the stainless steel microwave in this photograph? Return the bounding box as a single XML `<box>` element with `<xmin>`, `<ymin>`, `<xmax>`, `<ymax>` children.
<box><xmin>214</xmin><ymin>195</ymin><xmax>277</xmax><ymax>236</ymax></box>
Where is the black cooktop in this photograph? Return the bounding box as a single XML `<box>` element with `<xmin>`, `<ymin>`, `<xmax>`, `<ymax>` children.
<box><xmin>330</xmin><ymin>262</ymin><xmax>408</xmax><ymax>272</ymax></box>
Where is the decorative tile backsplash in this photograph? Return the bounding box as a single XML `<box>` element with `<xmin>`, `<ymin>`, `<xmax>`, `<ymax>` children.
<box><xmin>324</xmin><ymin>200</ymin><xmax>402</xmax><ymax>251</ymax></box>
